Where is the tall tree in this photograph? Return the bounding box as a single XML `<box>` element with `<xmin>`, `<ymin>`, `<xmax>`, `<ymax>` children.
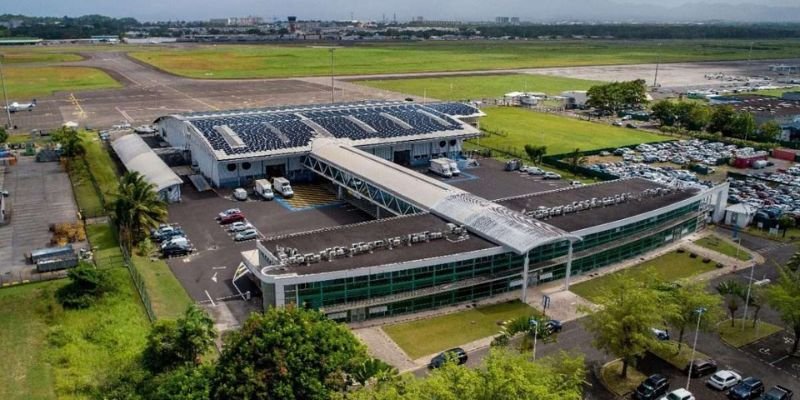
<box><xmin>716</xmin><ymin>279</ymin><xmax>746</xmax><ymax>326</ymax></box>
<box><xmin>143</xmin><ymin>304</ymin><xmax>216</xmax><ymax>373</ymax></box>
<box><xmin>708</xmin><ymin>105</ymin><xmax>736</xmax><ymax>135</ymax></box>
<box><xmin>730</xmin><ymin>112</ymin><xmax>756</xmax><ymax>139</ymax></box>
<box><xmin>52</xmin><ymin>127</ymin><xmax>85</xmax><ymax>158</ymax></box>
<box><xmin>663</xmin><ymin>282</ymin><xmax>723</xmax><ymax>352</ymax></box>
<box><xmin>524</xmin><ymin>144</ymin><xmax>547</xmax><ymax>165</ymax></box>
<box><xmin>587</xmin><ymin>80</ymin><xmax>648</xmax><ymax>115</ymax></box>
<box><xmin>759</xmin><ymin>121</ymin><xmax>782</xmax><ymax>142</ymax></box>
<box><xmin>210</xmin><ymin>307</ymin><xmax>370</xmax><ymax>400</ymax></box>
<box><xmin>778</xmin><ymin>215</ymin><xmax>796</xmax><ymax>238</ymax></box>
<box><xmin>651</xmin><ymin>100</ymin><xmax>678</xmax><ymax>127</ymax></box>
<box><xmin>113</xmin><ymin>171</ymin><xmax>168</xmax><ymax>250</ymax></box>
<box><xmin>566</xmin><ymin>148</ymin><xmax>587</xmax><ymax>170</ymax></box>
<box><xmin>767</xmin><ymin>266</ymin><xmax>800</xmax><ymax>354</ymax></box>
<box><xmin>0</xmin><ymin>126</ymin><xmax>7</xmax><ymax>144</ymax></box>
<box><xmin>581</xmin><ymin>271</ymin><xmax>670</xmax><ymax>378</ymax></box>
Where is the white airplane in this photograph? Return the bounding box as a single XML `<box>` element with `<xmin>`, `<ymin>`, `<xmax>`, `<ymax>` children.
<box><xmin>5</xmin><ymin>99</ymin><xmax>36</xmax><ymax>113</ymax></box>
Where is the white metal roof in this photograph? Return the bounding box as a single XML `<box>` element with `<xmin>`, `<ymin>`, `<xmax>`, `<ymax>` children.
<box><xmin>111</xmin><ymin>134</ymin><xmax>183</xmax><ymax>192</ymax></box>
<box><xmin>310</xmin><ymin>139</ymin><xmax>574</xmax><ymax>254</ymax></box>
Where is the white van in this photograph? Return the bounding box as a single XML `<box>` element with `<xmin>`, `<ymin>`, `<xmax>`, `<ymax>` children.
<box><xmin>429</xmin><ymin>158</ymin><xmax>452</xmax><ymax>178</ymax></box>
<box><xmin>272</xmin><ymin>177</ymin><xmax>294</xmax><ymax>198</ymax></box>
<box><xmin>254</xmin><ymin>179</ymin><xmax>274</xmax><ymax>200</ymax></box>
<box><xmin>233</xmin><ymin>188</ymin><xmax>248</xmax><ymax>201</ymax></box>
<box><xmin>447</xmin><ymin>159</ymin><xmax>461</xmax><ymax>176</ymax></box>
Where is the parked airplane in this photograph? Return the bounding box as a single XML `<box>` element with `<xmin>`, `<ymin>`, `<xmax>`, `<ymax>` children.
<box><xmin>4</xmin><ymin>99</ymin><xmax>36</xmax><ymax>113</ymax></box>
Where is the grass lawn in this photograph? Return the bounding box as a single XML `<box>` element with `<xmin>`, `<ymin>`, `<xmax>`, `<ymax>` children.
<box><xmin>383</xmin><ymin>301</ymin><xmax>538</xmax><ymax>359</ymax></box>
<box><xmin>718</xmin><ymin>319</ymin><xmax>783</xmax><ymax>348</ymax></box>
<box><xmin>478</xmin><ymin>107</ymin><xmax>669</xmax><ymax>155</ymax></box>
<box><xmin>357</xmin><ymin>74</ymin><xmax>603</xmax><ymax>101</ymax></box>
<box><xmin>0</xmin><ymin>224</ymin><xmax>149</xmax><ymax>400</ymax></box>
<box><xmin>130</xmin><ymin>254</ymin><xmax>192</xmax><ymax>319</ymax></box>
<box><xmin>129</xmin><ymin>40</ymin><xmax>800</xmax><ymax>79</ymax></box>
<box><xmin>2</xmin><ymin>66</ymin><xmax>120</xmax><ymax>99</ymax></box>
<box><xmin>1</xmin><ymin>51</ymin><xmax>82</xmax><ymax>64</ymax></box>
<box><xmin>67</xmin><ymin>158</ymin><xmax>104</xmax><ymax>217</ymax></box>
<box><xmin>80</xmin><ymin>131</ymin><xmax>119</xmax><ymax>205</ymax></box>
<box><xmin>747</xmin><ymin>87</ymin><xmax>798</xmax><ymax>98</ymax></box>
<box><xmin>694</xmin><ymin>235</ymin><xmax>752</xmax><ymax>261</ymax></box>
<box><xmin>600</xmin><ymin>359</ymin><xmax>647</xmax><ymax>397</ymax></box>
<box><xmin>650</xmin><ymin>341</ymin><xmax>711</xmax><ymax>370</ymax></box>
<box><xmin>745</xmin><ymin>226</ymin><xmax>800</xmax><ymax>242</ymax></box>
<box><xmin>570</xmin><ymin>251</ymin><xmax>718</xmax><ymax>302</ymax></box>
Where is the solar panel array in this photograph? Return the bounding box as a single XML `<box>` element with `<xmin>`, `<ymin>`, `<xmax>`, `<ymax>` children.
<box><xmin>424</xmin><ymin>103</ymin><xmax>480</xmax><ymax>116</ymax></box>
<box><xmin>186</xmin><ymin>102</ymin><xmax>475</xmax><ymax>155</ymax></box>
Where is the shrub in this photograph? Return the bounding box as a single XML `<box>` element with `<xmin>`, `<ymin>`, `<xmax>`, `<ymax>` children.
<box><xmin>702</xmin><ymin>258</ymin><xmax>711</xmax><ymax>263</ymax></box>
<box><xmin>689</xmin><ymin>253</ymin><xmax>698</xmax><ymax>258</ymax></box>
<box><xmin>55</xmin><ymin>262</ymin><xmax>113</xmax><ymax>309</ymax></box>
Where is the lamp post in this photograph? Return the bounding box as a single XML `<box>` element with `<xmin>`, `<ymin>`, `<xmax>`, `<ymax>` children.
<box><xmin>0</xmin><ymin>54</ymin><xmax>11</xmax><ymax>129</ymax></box>
<box><xmin>686</xmin><ymin>307</ymin><xmax>707</xmax><ymax>391</ymax></box>
<box><xmin>740</xmin><ymin>207</ymin><xmax>755</xmax><ymax>331</ymax></box>
<box><xmin>653</xmin><ymin>43</ymin><xmax>663</xmax><ymax>89</ymax></box>
<box><xmin>329</xmin><ymin>48</ymin><xmax>336</xmax><ymax>104</ymax></box>
<box><xmin>530</xmin><ymin>318</ymin><xmax>539</xmax><ymax>361</ymax></box>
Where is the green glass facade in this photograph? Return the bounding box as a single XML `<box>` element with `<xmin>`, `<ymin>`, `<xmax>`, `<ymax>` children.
<box><xmin>280</xmin><ymin>201</ymin><xmax>702</xmax><ymax>322</ymax></box>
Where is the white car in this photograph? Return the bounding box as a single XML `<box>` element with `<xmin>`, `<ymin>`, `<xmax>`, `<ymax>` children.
<box><xmin>217</xmin><ymin>208</ymin><xmax>241</xmax><ymax>219</ymax></box>
<box><xmin>706</xmin><ymin>370</ymin><xmax>741</xmax><ymax>391</ymax></box>
<box><xmin>542</xmin><ymin>172</ymin><xmax>561</xmax><ymax>180</ymax></box>
<box><xmin>660</xmin><ymin>388</ymin><xmax>695</xmax><ymax>400</ymax></box>
<box><xmin>527</xmin><ymin>167</ymin><xmax>545</xmax><ymax>176</ymax></box>
<box><xmin>228</xmin><ymin>221</ymin><xmax>254</xmax><ymax>232</ymax></box>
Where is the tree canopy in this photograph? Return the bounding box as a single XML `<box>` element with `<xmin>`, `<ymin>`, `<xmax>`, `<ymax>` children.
<box><xmin>209</xmin><ymin>307</ymin><xmax>371</xmax><ymax>400</ymax></box>
<box><xmin>143</xmin><ymin>304</ymin><xmax>216</xmax><ymax>373</ymax></box>
<box><xmin>113</xmin><ymin>171</ymin><xmax>168</xmax><ymax>250</ymax></box>
<box><xmin>55</xmin><ymin>261</ymin><xmax>112</xmax><ymax>309</ymax></box>
<box><xmin>586</xmin><ymin>80</ymin><xmax>648</xmax><ymax>115</ymax></box>
<box><xmin>767</xmin><ymin>265</ymin><xmax>800</xmax><ymax>354</ymax></box>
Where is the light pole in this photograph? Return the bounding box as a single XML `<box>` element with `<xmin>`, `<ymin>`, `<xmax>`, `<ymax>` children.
<box><xmin>0</xmin><ymin>54</ymin><xmax>11</xmax><ymax>129</ymax></box>
<box><xmin>329</xmin><ymin>48</ymin><xmax>336</xmax><ymax>104</ymax></box>
<box><xmin>686</xmin><ymin>307</ymin><xmax>706</xmax><ymax>391</ymax></box>
<box><xmin>653</xmin><ymin>43</ymin><xmax>663</xmax><ymax>89</ymax></box>
<box><xmin>530</xmin><ymin>318</ymin><xmax>539</xmax><ymax>361</ymax></box>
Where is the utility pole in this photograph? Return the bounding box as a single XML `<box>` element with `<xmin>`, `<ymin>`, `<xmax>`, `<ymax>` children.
<box><xmin>653</xmin><ymin>43</ymin><xmax>662</xmax><ymax>89</ymax></box>
<box><xmin>329</xmin><ymin>48</ymin><xmax>336</xmax><ymax>104</ymax></box>
<box><xmin>686</xmin><ymin>307</ymin><xmax>706</xmax><ymax>391</ymax></box>
<box><xmin>0</xmin><ymin>55</ymin><xmax>11</xmax><ymax>129</ymax></box>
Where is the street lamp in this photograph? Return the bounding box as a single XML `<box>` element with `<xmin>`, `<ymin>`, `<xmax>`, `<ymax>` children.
<box><xmin>0</xmin><ymin>54</ymin><xmax>11</xmax><ymax>129</ymax></box>
<box><xmin>329</xmin><ymin>48</ymin><xmax>336</xmax><ymax>104</ymax></box>
<box><xmin>686</xmin><ymin>307</ymin><xmax>707</xmax><ymax>391</ymax></box>
<box><xmin>530</xmin><ymin>318</ymin><xmax>539</xmax><ymax>361</ymax></box>
<box><xmin>739</xmin><ymin>207</ymin><xmax>755</xmax><ymax>331</ymax></box>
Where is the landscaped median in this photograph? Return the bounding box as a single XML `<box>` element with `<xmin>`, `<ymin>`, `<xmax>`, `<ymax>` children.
<box><xmin>718</xmin><ymin>319</ymin><xmax>783</xmax><ymax>348</ymax></box>
<box><xmin>599</xmin><ymin>359</ymin><xmax>647</xmax><ymax>397</ymax></box>
<box><xmin>649</xmin><ymin>340</ymin><xmax>711</xmax><ymax>370</ymax></box>
<box><xmin>381</xmin><ymin>300</ymin><xmax>538</xmax><ymax>360</ymax></box>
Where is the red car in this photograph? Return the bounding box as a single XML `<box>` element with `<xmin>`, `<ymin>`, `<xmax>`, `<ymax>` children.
<box><xmin>219</xmin><ymin>212</ymin><xmax>245</xmax><ymax>225</ymax></box>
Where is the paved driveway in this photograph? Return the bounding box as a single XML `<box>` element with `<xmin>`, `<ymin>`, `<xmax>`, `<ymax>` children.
<box><xmin>0</xmin><ymin>157</ymin><xmax>80</xmax><ymax>276</ymax></box>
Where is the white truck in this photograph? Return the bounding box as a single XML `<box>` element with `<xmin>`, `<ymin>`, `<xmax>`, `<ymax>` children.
<box><xmin>446</xmin><ymin>159</ymin><xmax>461</xmax><ymax>176</ymax></box>
<box><xmin>254</xmin><ymin>179</ymin><xmax>274</xmax><ymax>200</ymax></box>
<box><xmin>429</xmin><ymin>158</ymin><xmax>453</xmax><ymax>178</ymax></box>
<box><xmin>272</xmin><ymin>177</ymin><xmax>294</xmax><ymax>198</ymax></box>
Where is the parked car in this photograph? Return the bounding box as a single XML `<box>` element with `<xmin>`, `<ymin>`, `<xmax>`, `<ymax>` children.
<box><xmin>151</xmin><ymin>226</ymin><xmax>185</xmax><ymax>242</ymax></box>
<box><xmin>684</xmin><ymin>359</ymin><xmax>717</xmax><ymax>378</ymax></box>
<box><xmin>219</xmin><ymin>212</ymin><xmax>245</xmax><ymax>225</ymax></box>
<box><xmin>634</xmin><ymin>374</ymin><xmax>670</xmax><ymax>400</ymax></box>
<box><xmin>543</xmin><ymin>172</ymin><xmax>561</xmax><ymax>180</ymax></box>
<box><xmin>661</xmin><ymin>388</ymin><xmax>695</xmax><ymax>400</ymax></box>
<box><xmin>707</xmin><ymin>370</ymin><xmax>742</xmax><ymax>391</ymax></box>
<box><xmin>761</xmin><ymin>385</ymin><xmax>793</xmax><ymax>400</ymax></box>
<box><xmin>160</xmin><ymin>236</ymin><xmax>188</xmax><ymax>250</ymax></box>
<box><xmin>217</xmin><ymin>208</ymin><xmax>241</xmax><ymax>219</ymax></box>
<box><xmin>234</xmin><ymin>228</ymin><xmax>259</xmax><ymax>242</ymax></box>
<box><xmin>233</xmin><ymin>188</ymin><xmax>248</xmax><ymax>201</ymax></box>
<box><xmin>729</xmin><ymin>377</ymin><xmax>765</xmax><ymax>400</ymax></box>
<box><xmin>544</xmin><ymin>319</ymin><xmax>562</xmax><ymax>334</ymax></box>
<box><xmin>651</xmin><ymin>328</ymin><xmax>670</xmax><ymax>341</ymax></box>
<box><xmin>429</xmin><ymin>347</ymin><xmax>468</xmax><ymax>369</ymax></box>
<box><xmin>527</xmin><ymin>167</ymin><xmax>545</xmax><ymax>176</ymax></box>
<box><xmin>162</xmin><ymin>245</ymin><xmax>191</xmax><ymax>257</ymax></box>
<box><xmin>228</xmin><ymin>221</ymin><xmax>254</xmax><ymax>232</ymax></box>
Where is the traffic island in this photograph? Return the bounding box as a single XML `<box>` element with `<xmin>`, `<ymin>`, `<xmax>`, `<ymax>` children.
<box><xmin>718</xmin><ymin>319</ymin><xmax>783</xmax><ymax>348</ymax></box>
<box><xmin>649</xmin><ymin>340</ymin><xmax>711</xmax><ymax>370</ymax></box>
<box><xmin>599</xmin><ymin>359</ymin><xmax>647</xmax><ymax>397</ymax></box>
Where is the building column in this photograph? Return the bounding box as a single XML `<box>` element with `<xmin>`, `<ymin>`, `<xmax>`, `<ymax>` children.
<box><xmin>564</xmin><ymin>241</ymin><xmax>575</xmax><ymax>291</ymax></box>
<box><xmin>521</xmin><ymin>252</ymin><xmax>530</xmax><ymax>304</ymax></box>
<box><xmin>337</xmin><ymin>184</ymin><xmax>343</xmax><ymax>200</ymax></box>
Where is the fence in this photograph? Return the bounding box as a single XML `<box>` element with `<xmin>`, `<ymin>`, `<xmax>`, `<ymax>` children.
<box><xmin>115</xmin><ymin>225</ymin><xmax>157</xmax><ymax>323</ymax></box>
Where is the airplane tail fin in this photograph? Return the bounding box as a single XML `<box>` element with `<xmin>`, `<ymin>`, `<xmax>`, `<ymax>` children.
<box><xmin>32</xmin><ymin>99</ymin><xmax>37</xmax><ymax>106</ymax></box>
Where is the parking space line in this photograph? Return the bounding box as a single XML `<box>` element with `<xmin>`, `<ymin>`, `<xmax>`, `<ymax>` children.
<box><xmin>204</xmin><ymin>290</ymin><xmax>216</xmax><ymax>306</ymax></box>
<box><xmin>770</xmin><ymin>354</ymin><xmax>790</xmax><ymax>365</ymax></box>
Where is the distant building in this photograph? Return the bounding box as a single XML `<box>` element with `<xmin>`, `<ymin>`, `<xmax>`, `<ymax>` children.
<box><xmin>288</xmin><ymin>16</ymin><xmax>298</xmax><ymax>33</ymax></box>
<box><xmin>209</xmin><ymin>16</ymin><xmax>263</xmax><ymax>26</ymax></box>
<box><xmin>495</xmin><ymin>16</ymin><xmax>510</xmax><ymax>24</ymax></box>
<box><xmin>510</xmin><ymin>17</ymin><xmax>521</xmax><ymax>24</ymax></box>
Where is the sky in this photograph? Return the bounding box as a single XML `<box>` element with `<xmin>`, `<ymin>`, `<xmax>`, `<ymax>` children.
<box><xmin>4</xmin><ymin>0</ymin><xmax>800</xmax><ymax>22</ymax></box>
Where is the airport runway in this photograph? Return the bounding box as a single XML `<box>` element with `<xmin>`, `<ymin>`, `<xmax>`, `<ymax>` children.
<box><xmin>2</xmin><ymin>50</ymin><xmax>798</xmax><ymax>133</ymax></box>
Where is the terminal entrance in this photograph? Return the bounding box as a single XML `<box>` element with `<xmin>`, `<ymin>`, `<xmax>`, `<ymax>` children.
<box><xmin>265</xmin><ymin>164</ymin><xmax>285</xmax><ymax>178</ymax></box>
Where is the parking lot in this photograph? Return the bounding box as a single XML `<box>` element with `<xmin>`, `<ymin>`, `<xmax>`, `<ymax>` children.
<box><xmin>0</xmin><ymin>156</ymin><xmax>83</xmax><ymax>277</ymax></box>
<box><xmin>742</xmin><ymin>332</ymin><xmax>800</xmax><ymax>380</ymax></box>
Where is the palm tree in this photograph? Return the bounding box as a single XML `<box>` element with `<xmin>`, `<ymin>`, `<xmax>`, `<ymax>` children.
<box><xmin>717</xmin><ymin>280</ymin><xmax>745</xmax><ymax>327</ymax></box>
<box><xmin>113</xmin><ymin>172</ymin><xmax>168</xmax><ymax>250</ymax></box>
<box><xmin>351</xmin><ymin>358</ymin><xmax>398</xmax><ymax>387</ymax></box>
<box><xmin>567</xmin><ymin>148</ymin><xmax>588</xmax><ymax>170</ymax></box>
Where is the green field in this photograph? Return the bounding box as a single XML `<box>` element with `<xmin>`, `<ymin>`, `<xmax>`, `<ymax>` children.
<box><xmin>383</xmin><ymin>301</ymin><xmax>537</xmax><ymax>359</ymax></box>
<box><xmin>477</xmin><ymin>107</ymin><xmax>669</xmax><ymax>155</ymax></box>
<box><xmin>748</xmin><ymin>87</ymin><xmax>798</xmax><ymax>98</ymax></box>
<box><xmin>129</xmin><ymin>40</ymin><xmax>800</xmax><ymax>79</ymax></box>
<box><xmin>0</xmin><ymin>224</ymin><xmax>149</xmax><ymax>400</ymax></box>
<box><xmin>569</xmin><ymin>251</ymin><xmax>718</xmax><ymax>302</ymax></box>
<box><xmin>357</xmin><ymin>74</ymin><xmax>603</xmax><ymax>101</ymax></box>
<box><xmin>3</xmin><ymin>66</ymin><xmax>120</xmax><ymax>99</ymax></box>
<box><xmin>0</xmin><ymin>51</ymin><xmax>82</xmax><ymax>64</ymax></box>
<box><xmin>694</xmin><ymin>235</ymin><xmax>752</xmax><ymax>261</ymax></box>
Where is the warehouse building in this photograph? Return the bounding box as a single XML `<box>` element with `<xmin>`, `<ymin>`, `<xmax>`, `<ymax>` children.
<box><xmin>155</xmin><ymin>101</ymin><xmax>483</xmax><ymax>188</ymax></box>
<box><xmin>111</xmin><ymin>134</ymin><xmax>183</xmax><ymax>203</ymax></box>
<box><xmin>237</xmin><ymin>137</ymin><xmax>729</xmax><ymax>322</ymax></box>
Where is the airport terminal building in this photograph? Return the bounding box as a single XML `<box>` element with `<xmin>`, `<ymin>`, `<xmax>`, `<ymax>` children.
<box><xmin>156</xmin><ymin>101</ymin><xmax>483</xmax><ymax>188</ymax></box>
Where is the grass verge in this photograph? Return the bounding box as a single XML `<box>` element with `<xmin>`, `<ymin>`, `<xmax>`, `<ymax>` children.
<box><xmin>477</xmin><ymin>107</ymin><xmax>669</xmax><ymax>155</ymax></box>
<box><xmin>718</xmin><ymin>319</ymin><xmax>783</xmax><ymax>348</ymax></box>
<box><xmin>0</xmin><ymin>224</ymin><xmax>149</xmax><ymax>400</ymax></box>
<box><xmin>600</xmin><ymin>359</ymin><xmax>647</xmax><ymax>397</ymax></box>
<box><xmin>357</xmin><ymin>74</ymin><xmax>603</xmax><ymax>101</ymax></box>
<box><xmin>745</xmin><ymin>227</ymin><xmax>800</xmax><ymax>243</ymax></box>
<box><xmin>1</xmin><ymin>52</ymin><xmax>83</xmax><ymax>64</ymax></box>
<box><xmin>67</xmin><ymin>157</ymin><xmax>104</xmax><ymax>217</ymax></box>
<box><xmin>130</xmin><ymin>253</ymin><xmax>192</xmax><ymax>319</ymax></box>
<box><xmin>569</xmin><ymin>251</ymin><xmax>718</xmax><ymax>303</ymax></box>
<box><xmin>649</xmin><ymin>340</ymin><xmax>711</xmax><ymax>370</ymax></box>
<box><xmin>79</xmin><ymin>132</ymin><xmax>119</xmax><ymax>205</ymax></box>
<box><xmin>694</xmin><ymin>235</ymin><xmax>752</xmax><ymax>261</ymax></box>
<box><xmin>382</xmin><ymin>301</ymin><xmax>538</xmax><ymax>359</ymax></box>
<box><xmin>2</xmin><ymin>66</ymin><xmax>120</xmax><ymax>99</ymax></box>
